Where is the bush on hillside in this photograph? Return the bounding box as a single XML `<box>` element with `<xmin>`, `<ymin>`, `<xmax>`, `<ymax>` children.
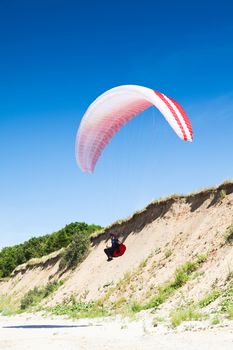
<box><xmin>59</xmin><ymin>230</ymin><xmax>91</xmax><ymax>270</ymax></box>
<box><xmin>20</xmin><ymin>280</ymin><xmax>63</xmax><ymax>310</ymax></box>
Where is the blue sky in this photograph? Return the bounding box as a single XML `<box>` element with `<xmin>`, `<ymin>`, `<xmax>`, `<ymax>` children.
<box><xmin>0</xmin><ymin>0</ymin><xmax>233</xmax><ymax>248</ymax></box>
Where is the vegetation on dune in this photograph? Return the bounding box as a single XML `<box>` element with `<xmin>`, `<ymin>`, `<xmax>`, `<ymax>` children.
<box><xmin>49</xmin><ymin>295</ymin><xmax>109</xmax><ymax>319</ymax></box>
<box><xmin>46</xmin><ymin>254</ymin><xmax>208</xmax><ymax>320</ymax></box>
<box><xmin>220</xmin><ymin>281</ymin><xmax>233</xmax><ymax>319</ymax></box>
<box><xmin>198</xmin><ymin>289</ymin><xmax>221</xmax><ymax>308</ymax></box>
<box><xmin>40</xmin><ymin>278</ymin><xmax>233</xmax><ymax>323</ymax></box>
<box><xmin>20</xmin><ymin>280</ymin><xmax>64</xmax><ymax>310</ymax></box>
<box><xmin>0</xmin><ymin>294</ymin><xmax>19</xmax><ymax>316</ymax></box>
<box><xmin>224</xmin><ymin>225</ymin><xmax>233</xmax><ymax>244</ymax></box>
<box><xmin>0</xmin><ymin>222</ymin><xmax>101</xmax><ymax>278</ymax></box>
<box><xmin>140</xmin><ymin>255</ymin><xmax>207</xmax><ymax>311</ymax></box>
<box><xmin>168</xmin><ymin>278</ymin><xmax>233</xmax><ymax>327</ymax></box>
<box><xmin>59</xmin><ymin>230</ymin><xmax>91</xmax><ymax>270</ymax></box>
<box><xmin>164</xmin><ymin>248</ymin><xmax>172</xmax><ymax>259</ymax></box>
<box><xmin>95</xmin><ymin>254</ymin><xmax>208</xmax><ymax>317</ymax></box>
<box><xmin>170</xmin><ymin>307</ymin><xmax>205</xmax><ymax>327</ymax></box>
<box><xmin>220</xmin><ymin>189</ymin><xmax>227</xmax><ymax>200</ymax></box>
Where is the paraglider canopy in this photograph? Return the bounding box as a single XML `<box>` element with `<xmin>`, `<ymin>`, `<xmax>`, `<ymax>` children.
<box><xmin>76</xmin><ymin>85</ymin><xmax>193</xmax><ymax>173</ymax></box>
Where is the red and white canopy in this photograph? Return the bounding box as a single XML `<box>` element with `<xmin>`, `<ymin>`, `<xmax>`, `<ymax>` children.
<box><xmin>76</xmin><ymin>85</ymin><xmax>193</xmax><ymax>173</ymax></box>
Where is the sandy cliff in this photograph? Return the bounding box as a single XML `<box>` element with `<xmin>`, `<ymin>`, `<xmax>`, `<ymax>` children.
<box><xmin>1</xmin><ymin>182</ymin><xmax>233</xmax><ymax>311</ymax></box>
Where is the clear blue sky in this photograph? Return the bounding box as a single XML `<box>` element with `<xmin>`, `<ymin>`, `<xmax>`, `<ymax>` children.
<box><xmin>0</xmin><ymin>0</ymin><xmax>233</xmax><ymax>248</ymax></box>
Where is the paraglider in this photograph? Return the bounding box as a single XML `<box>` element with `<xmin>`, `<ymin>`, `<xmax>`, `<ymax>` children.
<box><xmin>76</xmin><ymin>85</ymin><xmax>193</xmax><ymax>173</ymax></box>
<box><xmin>104</xmin><ymin>233</ymin><xmax>126</xmax><ymax>261</ymax></box>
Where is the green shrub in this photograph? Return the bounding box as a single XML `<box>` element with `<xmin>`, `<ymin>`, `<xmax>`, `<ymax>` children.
<box><xmin>199</xmin><ymin>289</ymin><xmax>221</xmax><ymax>308</ymax></box>
<box><xmin>59</xmin><ymin>231</ymin><xmax>91</xmax><ymax>270</ymax></box>
<box><xmin>144</xmin><ymin>291</ymin><xmax>168</xmax><ymax>309</ymax></box>
<box><xmin>172</xmin><ymin>269</ymin><xmax>189</xmax><ymax>289</ymax></box>
<box><xmin>112</xmin><ymin>297</ymin><xmax>127</xmax><ymax>309</ymax></box>
<box><xmin>131</xmin><ymin>302</ymin><xmax>142</xmax><ymax>313</ymax></box>
<box><xmin>227</xmin><ymin>305</ymin><xmax>233</xmax><ymax>319</ymax></box>
<box><xmin>170</xmin><ymin>307</ymin><xmax>203</xmax><ymax>327</ymax></box>
<box><xmin>20</xmin><ymin>280</ymin><xmax>63</xmax><ymax>310</ymax></box>
<box><xmin>0</xmin><ymin>294</ymin><xmax>18</xmax><ymax>315</ymax></box>
<box><xmin>220</xmin><ymin>282</ymin><xmax>233</xmax><ymax>319</ymax></box>
<box><xmin>211</xmin><ymin>316</ymin><xmax>220</xmax><ymax>325</ymax></box>
<box><xmin>139</xmin><ymin>257</ymin><xmax>149</xmax><ymax>269</ymax></box>
<box><xmin>220</xmin><ymin>189</ymin><xmax>226</xmax><ymax>200</ymax></box>
<box><xmin>171</xmin><ymin>261</ymin><xmax>198</xmax><ymax>289</ymax></box>
<box><xmin>164</xmin><ymin>249</ymin><xmax>172</xmax><ymax>259</ymax></box>
<box><xmin>221</xmin><ymin>298</ymin><xmax>233</xmax><ymax>319</ymax></box>
<box><xmin>49</xmin><ymin>300</ymin><xmax>109</xmax><ymax>319</ymax></box>
<box><xmin>20</xmin><ymin>287</ymin><xmax>44</xmax><ymax>310</ymax></box>
<box><xmin>196</xmin><ymin>254</ymin><xmax>207</xmax><ymax>264</ymax></box>
<box><xmin>224</xmin><ymin>226</ymin><xmax>233</xmax><ymax>244</ymax></box>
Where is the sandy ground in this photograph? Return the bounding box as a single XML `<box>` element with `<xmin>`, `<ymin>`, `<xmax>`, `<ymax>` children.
<box><xmin>0</xmin><ymin>313</ymin><xmax>233</xmax><ymax>350</ymax></box>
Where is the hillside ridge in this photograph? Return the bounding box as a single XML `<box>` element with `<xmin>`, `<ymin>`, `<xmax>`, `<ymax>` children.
<box><xmin>92</xmin><ymin>181</ymin><xmax>233</xmax><ymax>243</ymax></box>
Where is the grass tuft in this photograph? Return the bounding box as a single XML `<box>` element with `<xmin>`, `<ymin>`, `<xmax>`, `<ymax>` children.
<box><xmin>199</xmin><ymin>289</ymin><xmax>221</xmax><ymax>308</ymax></box>
<box><xmin>211</xmin><ymin>316</ymin><xmax>221</xmax><ymax>325</ymax></box>
<box><xmin>164</xmin><ymin>249</ymin><xmax>172</xmax><ymax>259</ymax></box>
<box><xmin>220</xmin><ymin>282</ymin><xmax>233</xmax><ymax>319</ymax></box>
<box><xmin>0</xmin><ymin>294</ymin><xmax>19</xmax><ymax>315</ymax></box>
<box><xmin>170</xmin><ymin>307</ymin><xmax>204</xmax><ymax>327</ymax></box>
<box><xmin>131</xmin><ymin>302</ymin><xmax>142</xmax><ymax>313</ymax></box>
<box><xmin>220</xmin><ymin>189</ymin><xmax>227</xmax><ymax>200</ymax></box>
<box><xmin>224</xmin><ymin>225</ymin><xmax>233</xmax><ymax>244</ymax></box>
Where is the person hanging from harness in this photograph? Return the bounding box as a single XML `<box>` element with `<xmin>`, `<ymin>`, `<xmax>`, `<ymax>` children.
<box><xmin>104</xmin><ymin>233</ymin><xmax>120</xmax><ymax>261</ymax></box>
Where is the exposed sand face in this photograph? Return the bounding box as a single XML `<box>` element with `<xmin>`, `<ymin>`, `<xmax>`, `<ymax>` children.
<box><xmin>0</xmin><ymin>313</ymin><xmax>233</xmax><ymax>350</ymax></box>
